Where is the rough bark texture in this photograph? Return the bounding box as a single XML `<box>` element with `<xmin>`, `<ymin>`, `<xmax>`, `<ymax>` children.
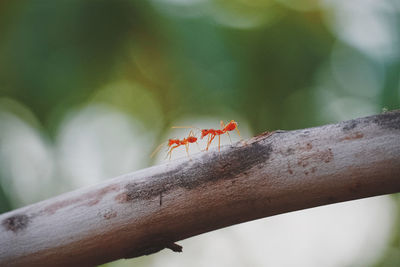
<box><xmin>1</xmin><ymin>111</ymin><xmax>400</xmax><ymax>267</ymax></box>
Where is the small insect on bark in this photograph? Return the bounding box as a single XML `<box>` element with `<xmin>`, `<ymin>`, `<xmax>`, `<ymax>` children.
<box><xmin>150</xmin><ymin>130</ymin><xmax>199</xmax><ymax>160</ymax></box>
<box><xmin>173</xmin><ymin>120</ymin><xmax>242</xmax><ymax>151</ymax></box>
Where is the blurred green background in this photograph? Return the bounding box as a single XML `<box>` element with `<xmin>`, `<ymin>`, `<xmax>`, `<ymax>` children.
<box><xmin>0</xmin><ymin>0</ymin><xmax>399</xmax><ymax>266</ymax></box>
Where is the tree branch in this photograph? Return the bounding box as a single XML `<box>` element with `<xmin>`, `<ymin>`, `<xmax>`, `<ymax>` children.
<box><xmin>1</xmin><ymin>111</ymin><xmax>400</xmax><ymax>267</ymax></box>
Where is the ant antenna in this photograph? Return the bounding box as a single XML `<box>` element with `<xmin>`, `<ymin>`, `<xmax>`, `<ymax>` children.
<box><xmin>171</xmin><ymin>125</ymin><xmax>202</xmax><ymax>135</ymax></box>
<box><xmin>150</xmin><ymin>141</ymin><xmax>167</xmax><ymax>158</ymax></box>
<box><xmin>236</xmin><ymin>127</ymin><xmax>242</xmax><ymax>140</ymax></box>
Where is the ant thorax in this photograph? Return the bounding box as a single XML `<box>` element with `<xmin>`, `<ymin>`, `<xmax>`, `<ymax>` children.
<box><xmin>187</xmin><ymin>136</ymin><xmax>197</xmax><ymax>143</ymax></box>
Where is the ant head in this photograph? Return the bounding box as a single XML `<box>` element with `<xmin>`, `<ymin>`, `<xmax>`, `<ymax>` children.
<box><xmin>187</xmin><ymin>136</ymin><xmax>197</xmax><ymax>143</ymax></box>
<box><xmin>225</xmin><ymin>120</ymin><xmax>238</xmax><ymax>131</ymax></box>
<box><xmin>168</xmin><ymin>139</ymin><xmax>178</xmax><ymax>146</ymax></box>
<box><xmin>201</xmin><ymin>129</ymin><xmax>209</xmax><ymax>138</ymax></box>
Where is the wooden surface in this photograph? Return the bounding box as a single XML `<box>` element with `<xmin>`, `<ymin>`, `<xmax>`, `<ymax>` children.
<box><xmin>1</xmin><ymin>111</ymin><xmax>400</xmax><ymax>266</ymax></box>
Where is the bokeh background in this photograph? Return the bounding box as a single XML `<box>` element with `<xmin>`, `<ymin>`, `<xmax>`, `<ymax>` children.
<box><xmin>0</xmin><ymin>0</ymin><xmax>399</xmax><ymax>266</ymax></box>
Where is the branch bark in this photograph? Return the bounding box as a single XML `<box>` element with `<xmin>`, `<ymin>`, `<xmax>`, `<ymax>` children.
<box><xmin>1</xmin><ymin>111</ymin><xmax>400</xmax><ymax>266</ymax></box>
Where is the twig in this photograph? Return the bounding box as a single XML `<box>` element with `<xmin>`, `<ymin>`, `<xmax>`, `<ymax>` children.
<box><xmin>0</xmin><ymin>111</ymin><xmax>400</xmax><ymax>267</ymax></box>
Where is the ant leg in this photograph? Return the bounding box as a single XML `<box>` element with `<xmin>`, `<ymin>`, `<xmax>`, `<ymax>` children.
<box><xmin>235</xmin><ymin>127</ymin><xmax>247</xmax><ymax>145</ymax></box>
<box><xmin>185</xmin><ymin>143</ymin><xmax>190</xmax><ymax>158</ymax></box>
<box><xmin>207</xmin><ymin>134</ymin><xmax>216</xmax><ymax>151</ymax></box>
<box><xmin>220</xmin><ymin>120</ymin><xmax>232</xmax><ymax>143</ymax></box>
<box><xmin>220</xmin><ymin>120</ymin><xmax>232</xmax><ymax>144</ymax></box>
<box><xmin>167</xmin><ymin>147</ymin><xmax>172</xmax><ymax>160</ymax></box>
<box><xmin>218</xmin><ymin>135</ymin><xmax>220</xmax><ymax>152</ymax></box>
<box><xmin>205</xmin><ymin>134</ymin><xmax>211</xmax><ymax>151</ymax></box>
<box><xmin>226</xmin><ymin>131</ymin><xmax>232</xmax><ymax>144</ymax></box>
<box><xmin>167</xmin><ymin>145</ymin><xmax>179</xmax><ymax>160</ymax></box>
<box><xmin>220</xmin><ymin>121</ymin><xmax>232</xmax><ymax>144</ymax></box>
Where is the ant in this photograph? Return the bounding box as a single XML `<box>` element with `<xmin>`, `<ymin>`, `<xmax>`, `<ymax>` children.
<box><xmin>173</xmin><ymin>120</ymin><xmax>241</xmax><ymax>152</ymax></box>
<box><xmin>150</xmin><ymin>130</ymin><xmax>198</xmax><ymax>160</ymax></box>
<box><xmin>202</xmin><ymin>120</ymin><xmax>241</xmax><ymax>151</ymax></box>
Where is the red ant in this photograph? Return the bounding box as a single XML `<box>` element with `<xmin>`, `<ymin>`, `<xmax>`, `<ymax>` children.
<box><xmin>150</xmin><ymin>130</ymin><xmax>198</xmax><ymax>160</ymax></box>
<box><xmin>173</xmin><ymin>120</ymin><xmax>241</xmax><ymax>152</ymax></box>
<box><xmin>202</xmin><ymin>120</ymin><xmax>241</xmax><ymax>151</ymax></box>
